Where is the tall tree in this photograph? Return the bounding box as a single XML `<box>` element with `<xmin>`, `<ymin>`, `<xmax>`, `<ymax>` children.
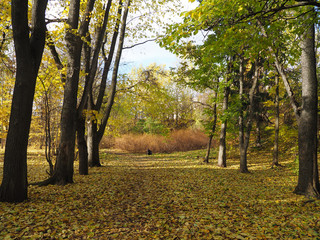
<box><xmin>258</xmin><ymin>14</ymin><xmax>320</xmax><ymax>197</ymax></box>
<box><xmin>0</xmin><ymin>0</ymin><xmax>48</xmax><ymax>202</ymax></box>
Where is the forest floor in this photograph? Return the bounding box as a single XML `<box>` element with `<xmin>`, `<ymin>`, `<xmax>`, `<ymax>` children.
<box><xmin>0</xmin><ymin>148</ymin><xmax>320</xmax><ymax>239</ymax></box>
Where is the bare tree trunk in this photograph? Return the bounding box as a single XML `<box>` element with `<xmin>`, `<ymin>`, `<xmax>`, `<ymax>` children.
<box><xmin>294</xmin><ymin>23</ymin><xmax>320</xmax><ymax>198</ymax></box>
<box><xmin>0</xmin><ymin>0</ymin><xmax>48</xmax><ymax>202</ymax></box>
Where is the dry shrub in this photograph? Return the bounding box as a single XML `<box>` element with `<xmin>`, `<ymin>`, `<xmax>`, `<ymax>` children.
<box><xmin>100</xmin><ymin>135</ymin><xmax>115</xmax><ymax>149</ymax></box>
<box><xmin>114</xmin><ymin>129</ymin><xmax>209</xmax><ymax>153</ymax></box>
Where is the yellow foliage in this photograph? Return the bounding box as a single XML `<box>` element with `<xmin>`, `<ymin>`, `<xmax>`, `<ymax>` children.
<box><xmin>0</xmin><ymin>148</ymin><xmax>319</xmax><ymax>239</ymax></box>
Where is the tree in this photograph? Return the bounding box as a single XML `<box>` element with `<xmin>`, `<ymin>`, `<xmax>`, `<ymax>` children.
<box><xmin>294</xmin><ymin>22</ymin><xmax>319</xmax><ymax>197</ymax></box>
<box><xmin>258</xmin><ymin>12</ymin><xmax>320</xmax><ymax>197</ymax></box>
<box><xmin>38</xmin><ymin>0</ymin><xmax>95</xmax><ymax>185</ymax></box>
<box><xmin>83</xmin><ymin>0</ymin><xmax>184</xmax><ymax>167</ymax></box>
<box><xmin>85</xmin><ymin>0</ymin><xmax>131</xmax><ymax>167</ymax></box>
<box><xmin>239</xmin><ymin>58</ymin><xmax>260</xmax><ymax>173</ymax></box>
<box><xmin>0</xmin><ymin>0</ymin><xmax>48</xmax><ymax>202</ymax></box>
<box><xmin>162</xmin><ymin>0</ymin><xmax>320</xmax><ymax>197</ymax></box>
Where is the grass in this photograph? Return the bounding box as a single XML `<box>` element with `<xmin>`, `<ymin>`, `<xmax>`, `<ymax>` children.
<box><xmin>0</xmin><ymin>148</ymin><xmax>319</xmax><ymax>239</ymax></box>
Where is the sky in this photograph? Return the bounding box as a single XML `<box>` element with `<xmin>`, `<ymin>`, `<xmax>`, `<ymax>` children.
<box><xmin>120</xmin><ymin>0</ymin><xmax>199</xmax><ymax>72</ymax></box>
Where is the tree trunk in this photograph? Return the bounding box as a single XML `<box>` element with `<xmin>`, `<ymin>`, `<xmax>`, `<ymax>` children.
<box><xmin>218</xmin><ymin>121</ymin><xmax>227</xmax><ymax>167</ymax></box>
<box><xmin>88</xmin><ymin>120</ymin><xmax>101</xmax><ymax>167</ymax></box>
<box><xmin>239</xmin><ymin>58</ymin><xmax>259</xmax><ymax>173</ymax></box>
<box><xmin>294</xmin><ymin>23</ymin><xmax>320</xmax><ymax>198</ymax></box>
<box><xmin>91</xmin><ymin>131</ymin><xmax>101</xmax><ymax>167</ymax></box>
<box><xmin>0</xmin><ymin>0</ymin><xmax>48</xmax><ymax>202</ymax></box>
<box><xmin>255</xmin><ymin>121</ymin><xmax>262</xmax><ymax>147</ymax></box>
<box><xmin>238</xmin><ymin>58</ymin><xmax>249</xmax><ymax>173</ymax></box>
<box><xmin>77</xmin><ymin>116</ymin><xmax>88</xmax><ymax>175</ymax></box>
<box><xmin>272</xmin><ymin>75</ymin><xmax>280</xmax><ymax>167</ymax></box>
<box><xmin>258</xmin><ymin>17</ymin><xmax>320</xmax><ymax>198</ymax></box>
<box><xmin>88</xmin><ymin>0</ymin><xmax>131</xmax><ymax>165</ymax></box>
<box><xmin>52</xmin><ymin>8</ymin><xmax>82</xmax><ymax>184</ymax></box>
<box><xmin>204</xmin><ymin>135</ymin><xmax>214</xmax><ymax>163</ymax></box>
<box><xmin>204</xmin><ymin>90</ymin><xmax>218</xmax><ymax>163</ymax></box>
<box><xmin>36</xmin><ymin>0</ymin><xmax>96</xmax><ymax>186</ymax></box>
<box><xmin>217</xmin><ymin>85</ymin><xmax>229</xmax><ymax>167</ymax></box>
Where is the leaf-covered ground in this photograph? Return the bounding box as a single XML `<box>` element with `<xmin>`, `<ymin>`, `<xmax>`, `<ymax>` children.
<box><xmin>0</xmin><ymin>148</ymin><xmax>320</xmax><ymax>239</ymax></box>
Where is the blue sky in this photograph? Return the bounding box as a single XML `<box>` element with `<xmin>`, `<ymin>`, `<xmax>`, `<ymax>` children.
<box><xmin>120</xmin><ymin>0</ymin><xmax>198</xmax><ymax>72</ymax></box>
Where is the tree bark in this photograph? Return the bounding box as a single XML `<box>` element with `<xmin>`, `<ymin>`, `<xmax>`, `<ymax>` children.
<box><xmin>0</xmin><ymin>0</ymin><xmax>48</xmax><ymax>202</ymax></box>
<box><xmin>294</xmin><ymin>23</ymin><xmax>320</xmax><ymax>198</ymax></box>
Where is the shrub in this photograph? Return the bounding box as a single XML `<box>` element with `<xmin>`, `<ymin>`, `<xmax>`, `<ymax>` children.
<box><xmin>114</xmin><ymin>129</ymin><xmax>210</xmax><ymax>153</ymax></box>
<box><xmin>100</xmin><ymin>135</ymin><xmax>115</xmax><ymax>149</ymax></box>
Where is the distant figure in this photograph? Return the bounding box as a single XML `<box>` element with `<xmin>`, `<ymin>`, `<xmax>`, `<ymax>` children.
<box><xmin>147</xmin><ymin>149</ymin><xmax>152</xmax><ymax>155</ymax></box>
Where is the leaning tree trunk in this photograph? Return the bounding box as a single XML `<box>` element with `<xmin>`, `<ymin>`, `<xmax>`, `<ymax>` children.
<box><xmin>0</xmin><ymin>0</ymin><xmax>48</xmax><ymax>202</ymax></box>
<box><xmin>204</xmin><ymin>135</ymin><xmax>214</xmax><ymax>163</ymax></box>
<box><xmin>294</xmin><ymin>23</ymin><xmax>320</xmax><ymax>198</ymax></box>
<box><xmin>204</xmin><ymin>90</ymin><xmax>218</xmax><ymax>163</ymax></box>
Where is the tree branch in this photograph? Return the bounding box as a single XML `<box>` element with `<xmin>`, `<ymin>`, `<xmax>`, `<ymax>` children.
<box><xmin>123</xmin><ymin>38</ymin><xmax>158</xmax><ymax>50</ymax></box>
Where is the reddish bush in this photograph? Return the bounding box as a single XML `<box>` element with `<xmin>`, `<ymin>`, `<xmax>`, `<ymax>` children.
<box><xmin>114</xmin><ymin>129</ymin><xmax>209</xmax><ymax>153</ymax></box>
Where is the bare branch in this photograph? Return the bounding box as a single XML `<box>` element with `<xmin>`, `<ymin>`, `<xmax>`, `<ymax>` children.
<box><xmin>123</xmin><ymin>38</ymin><xmax>158</xmax><ymax>50</ymax></box>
